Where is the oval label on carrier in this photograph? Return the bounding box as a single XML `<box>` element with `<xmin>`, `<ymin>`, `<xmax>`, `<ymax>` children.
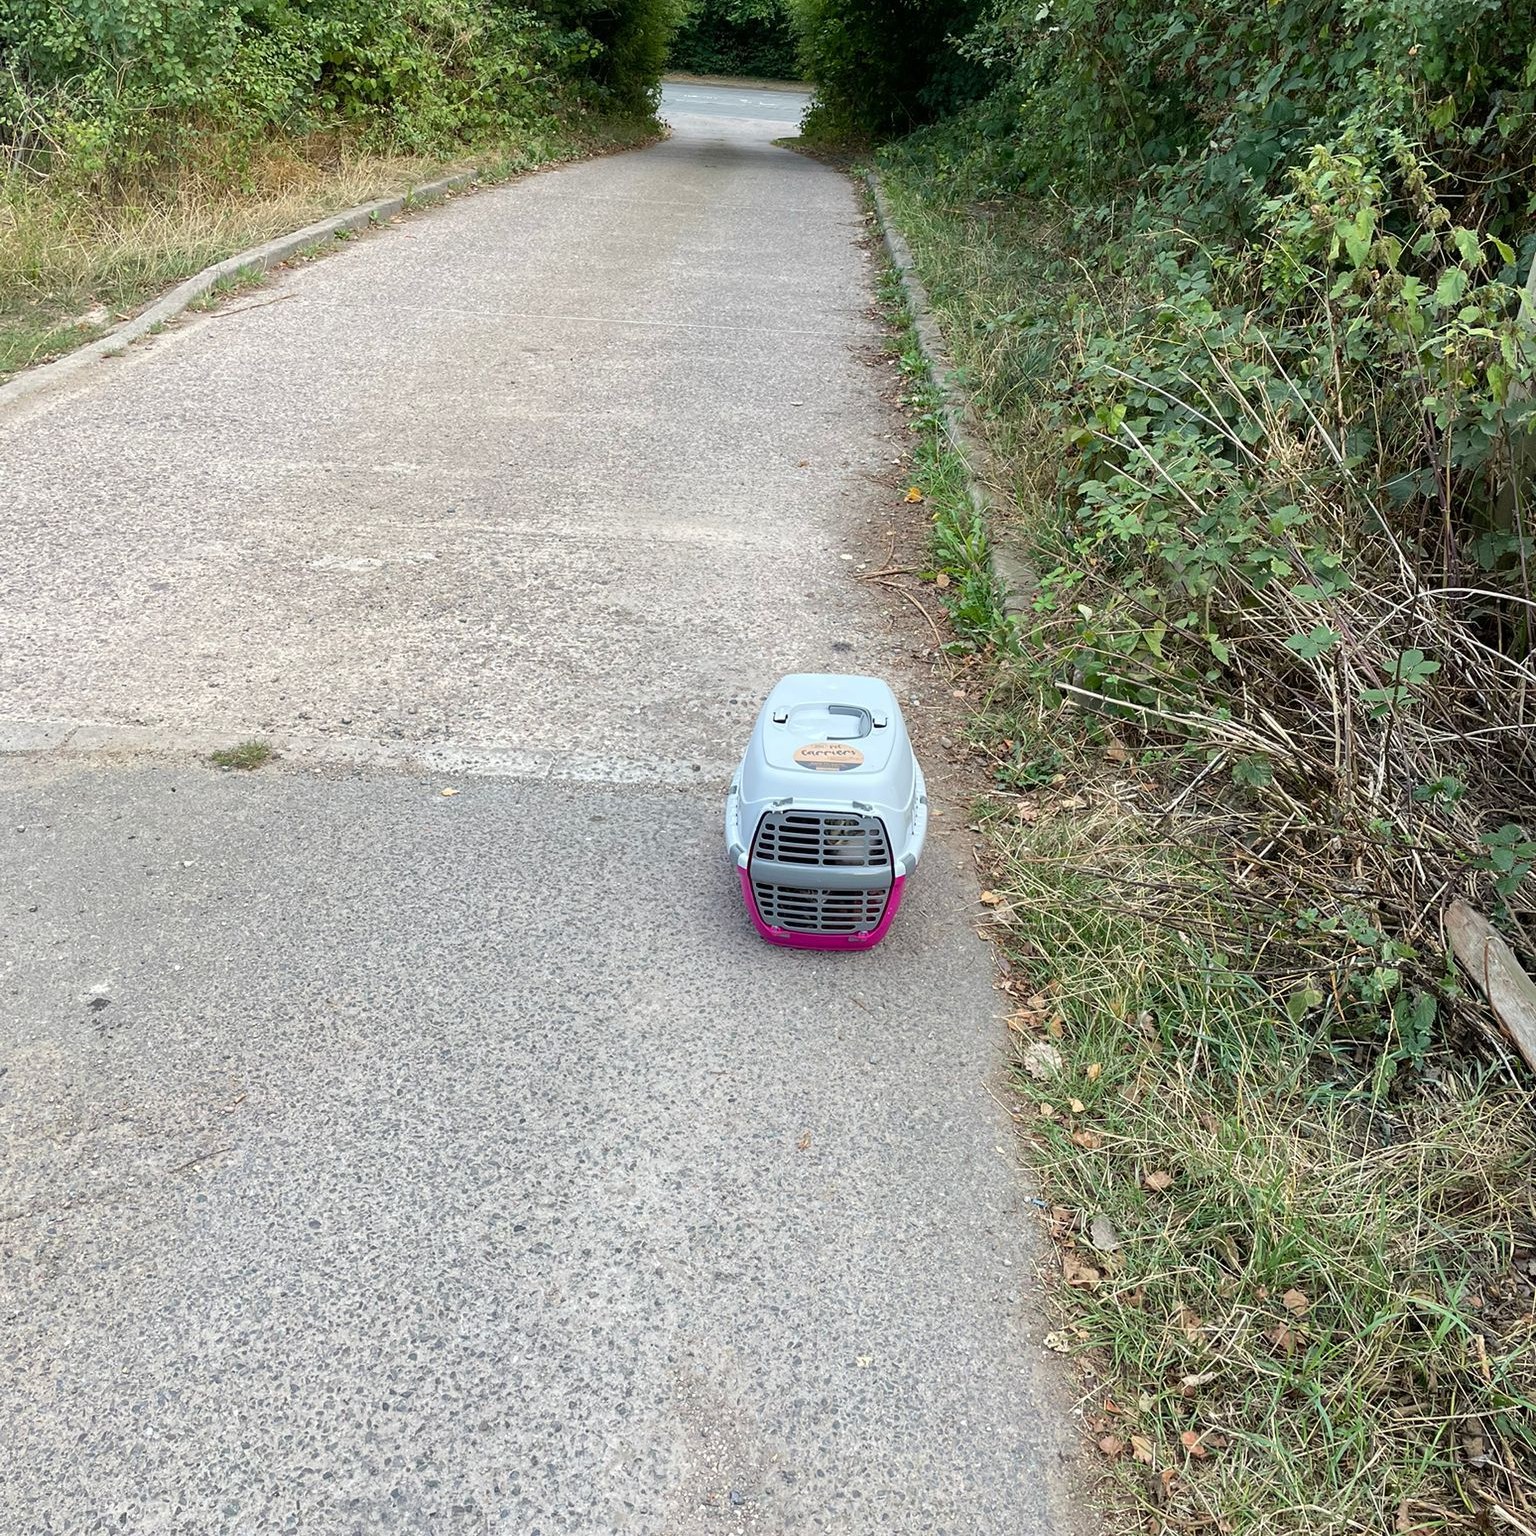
<box><xmin>793</xmin><ymin>741</ymin><xmax>865</xmax><ymax>772</ymax></box>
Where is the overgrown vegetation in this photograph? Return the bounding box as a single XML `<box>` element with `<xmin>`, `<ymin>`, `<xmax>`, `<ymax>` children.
<box><xmin>669</xmin><ymin>0</ymin><xmax>798</xmax><ymax>79</ymax></box>
<box><xmin>0</xmin><ymin>0</ymin><xmax>679</xmax><ymax>376</ymax></box>
<box><xmin>845</xmin><ymin>0</ymin><xmax>1536</xmax><ymax>1527</ymax></box>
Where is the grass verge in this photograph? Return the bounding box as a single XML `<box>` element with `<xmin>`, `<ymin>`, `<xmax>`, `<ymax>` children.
<box><xmin>874</xmin><ymin>260</ymin><xmax>1012</xmax><ymax>658</ymax></box>
<box><xmin>0</xmin><ymin>112</ymin><xmax>656</xmax><ymax>382</ymax></box>
<box><xmin>875</xmin><ymin>181</ymin><xmax>1536</xmax><ymax>1533</ymax></box>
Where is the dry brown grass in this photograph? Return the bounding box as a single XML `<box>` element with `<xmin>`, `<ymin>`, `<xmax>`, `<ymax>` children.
<box><xmin>0</xmin><ymin>116</ymin><xmax>654</xmax><ymax>378</ymax></box>
<box><xmin>969</xmin><ymin>785</ymin><xmax>1536</xmax><ymax>1533</ymax></box>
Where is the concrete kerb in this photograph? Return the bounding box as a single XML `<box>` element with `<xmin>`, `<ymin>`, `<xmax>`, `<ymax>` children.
<box><xmin>863</xmin><ymin>168</ymin><xmax>1038</xmax><ymax>617</ymax></box>
<box><xmin>0</xmin><ymin>169</ymin><xmax>478</xmax><ymax>416</ymax></box>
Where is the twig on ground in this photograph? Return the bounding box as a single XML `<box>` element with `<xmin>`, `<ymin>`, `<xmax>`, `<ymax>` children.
<box><xmin>166</xmin><ymin>1146</ymin><xmax>233</xmax><ymax>1176</ymax></box>
<box><xmin>206</xmin><ymin>293</ymin><xmax>298</xmax><ymax>320</ymax></box>
<box><xmin>866</xmin><ymin>576</ymin><xmax>955</xmax><ymax>675</ymax></box>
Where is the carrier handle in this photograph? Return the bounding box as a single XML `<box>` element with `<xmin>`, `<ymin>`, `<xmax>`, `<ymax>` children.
<box><xmin>825</xmin><ymin>704</ymin><xmax>872</xmax><ymax>739</ymax></box>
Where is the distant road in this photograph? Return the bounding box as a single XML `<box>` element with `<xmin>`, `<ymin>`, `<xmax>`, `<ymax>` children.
<box><xmin>662</xmin><ymin>78</ymin><xmax>809</xmax><ymax>127</ymax></box>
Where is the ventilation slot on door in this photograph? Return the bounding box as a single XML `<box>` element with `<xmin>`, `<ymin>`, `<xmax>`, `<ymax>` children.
<box><xmin>751</xmin><ymin>810</ymin><xmax>890</xmax><ymax>869</ymax></box>
<box><xmin>750</xmin><ymin>883</ymin><xmax>890</xmax><ymax>936</ymax></box>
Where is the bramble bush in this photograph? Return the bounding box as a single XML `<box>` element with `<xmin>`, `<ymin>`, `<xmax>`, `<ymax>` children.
<box><xmin>816</xmin><ymin>0</ymin><xmax>1536</xmax><ymax>1043</ymax></box>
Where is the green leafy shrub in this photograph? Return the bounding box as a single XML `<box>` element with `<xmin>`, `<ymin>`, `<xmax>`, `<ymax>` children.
<box><xmin>869</xmin><ymin>0</ymin><xmax>1536</xmax><ymax>1043</ymax></box>
<box><xmin>787</xmin><ymin>0</ymin><xmax>989</xmax><ymax>140</ymax></box>
<box><xmin>0</xmin><ymin>0</ymin><xmax>678</xmax><ymax>181</ymax></box>
<box><xmin>535</xmin><ymin>0</ymin><xmax>685</xmax><ymax>114</ymax></box>
<box><xmin>669</xmin><ymin>0</ymin><xmax>799</xmax><ymax>78</ymax></box>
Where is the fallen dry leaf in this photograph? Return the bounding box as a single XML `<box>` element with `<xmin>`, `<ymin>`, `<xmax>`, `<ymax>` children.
<box><xmin>1047</xmin><ymin>1206</ymin><xmax>1076</xmax><ymax>1239</ymax></box>
<box><xmin>934</xmin><ymin>572</ymin><xmax>951</xmax><ymax>589</ymax></box>
<box><xmin>1008</xmin><ymin>993</ymin><xmax>1053</xmax><ymax>1032</ymax></box>
<box><xmin>1105</xmin><ymin>735</ymin><xmax>1130</xmax><ymax>764</ymax></box>
<box><xmin>439</xmin><ymin>787</ymin><xmax>459</xmax><ymax>798</ymax></box>
<box><xmin>1020</xmin><ymin>1042</ymin><xmax>1063</xmax><ymax>1080</ymax></box>
<box><xmin>1070</xmin><ymin>1128</ymin><xmax>1102</xmax><ymax>1150</ymax></box>
<box><xmin>1085</xmin><ymin>1062</ymin><xmax>1103</xmax><ymax>1082</ymax></box>
<box><xmin>905</xmin><ymin>486</ymin><xmax>924</xmax><ymax>502</ymax></box>
<box><xmin>1281</xmin><ymin>1287</ymin><xmax>1310</xmax><ymax>1317</ymax></box>
<box><xmin>978</xmin><ymin>889</ymin><xmax>1002</xmax><ymax>906</ymax></box>
<box><xmin>1062</xmin><ymin>1252</ymin><xmax>1102</xmax><ymax>1289</ymax></box>
<box><xmin>1069</xmin><ymin>1097</ymin><xmax>1086</xmax><ymax>1114</ymax></box>
<box><xmin>1177</xmin><ymin>1305</ymin><xmax>1204</xmax><ymax>1341</ymax></box>
<box><xmin>1097</xmin><ymin>1435</ymin><xmax>1126</xmax><ymax>1458</ymax></box>
<box><xmin>1037</xmin><ymin>1101</ymin><xmax>1057</xmax><ymax>1118</ymax></box>
<box><xmin>1129</xmin><ymin>1434</ymin><xmax>1155</xmax><ymax>1465</ymax></box>
<box><xmin>1179</xmin><ymin>1431</ymin><xmax>1209</xmax><ymax>1459</ymax></box>
<box><xmin>796</xmin><ymin>1131</ymin><xmax>812</xmax><ymax>1152</ymax></box>
<box><xmin>1143</xmin><ymin>1169</ymin><xmax>1175</xmax><ymax>1193</ymax></box>
<box><xmin>1265</xmin><ymin>1322</ymin><xmax>1303</xmax><ymax>1354</ymax></box>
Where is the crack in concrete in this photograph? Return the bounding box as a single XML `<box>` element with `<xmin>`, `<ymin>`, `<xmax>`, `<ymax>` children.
<box><xmin>0</xmin><ymin>717</ymin><xmax>732</xmax><ymax>788</ymax></box>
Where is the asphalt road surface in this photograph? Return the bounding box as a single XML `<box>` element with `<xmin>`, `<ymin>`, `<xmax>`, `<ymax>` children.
<box><xmin>0</xmin><ymin>85</ymin><xmax>1085</xmax><ymax>1535</ymax></box>
<box><xmin>661</xmin><ymin>81</ymin><xmax>808</xmax><ymax>128</ymax></box>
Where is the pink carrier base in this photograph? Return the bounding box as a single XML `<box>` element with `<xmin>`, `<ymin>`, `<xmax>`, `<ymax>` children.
<box><xmin>738</xmin><ymin>866</ymin><xmax>906</xmax><ymax>951</ymax></box>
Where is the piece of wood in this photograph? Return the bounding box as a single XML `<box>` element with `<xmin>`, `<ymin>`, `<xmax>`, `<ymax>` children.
<box><xmin>1444</xmin><ymin>898</ymin><xmax>1536</xmax><ymax>1071</ymax></box>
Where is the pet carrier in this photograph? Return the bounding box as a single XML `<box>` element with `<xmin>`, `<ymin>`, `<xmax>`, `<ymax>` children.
<box><xmin>725</xmin><ymin>674</ymin><xmax>927</xmax><ymax>950</ymax></box>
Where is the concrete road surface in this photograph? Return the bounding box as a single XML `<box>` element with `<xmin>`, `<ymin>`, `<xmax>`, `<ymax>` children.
<box><xmin>0</xmin><ymin>84</ymin><xmax>1085</xmax><ymax>1534</ymax></box>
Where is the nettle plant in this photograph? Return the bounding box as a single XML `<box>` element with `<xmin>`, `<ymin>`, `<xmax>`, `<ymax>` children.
<box><xmin>1036</xmin><ymin>128</ymin><xmax>1536</xmax><ymax>1039</ymax></box>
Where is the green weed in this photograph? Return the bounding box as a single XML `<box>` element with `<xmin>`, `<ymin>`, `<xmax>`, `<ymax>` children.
<box><xmin>208</xmin><ymin>738</ymin><xmax>274</xmax><ymax>771</ymax></box>
<box><xmin>878</xmin><ymin>259</ymin><xmax>1014</xmax><ymax>656</ymax></box>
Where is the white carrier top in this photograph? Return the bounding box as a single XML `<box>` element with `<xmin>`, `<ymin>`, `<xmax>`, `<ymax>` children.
<box><xmin>725</xmin><ymin>673</ymin><xmax>928</xmax><ymax>875</ymax></box>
